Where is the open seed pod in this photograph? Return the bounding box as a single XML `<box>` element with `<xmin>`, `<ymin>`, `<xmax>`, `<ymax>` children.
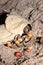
<box><xmin>0</xmin><ymin>14</ymin><xmax>29</xmax><ymax>44</ymax></box>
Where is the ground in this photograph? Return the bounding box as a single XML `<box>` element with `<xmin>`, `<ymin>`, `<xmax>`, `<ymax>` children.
<box><xmin>0</xmin><ymin>0</ymin><xmax>43</xmax><ymax>65</ymax></box>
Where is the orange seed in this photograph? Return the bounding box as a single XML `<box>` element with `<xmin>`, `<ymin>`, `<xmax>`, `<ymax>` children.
<box><xmin>15</xmin><ymin>40</ymin><xmax>20</xmax><ymax>45</ymax></box>
<box><xmin>26</xmin><ymin>48</ymin><xmax>31</xmax><ymax>53</ymax></box>
<box><xmin>6</xmin><ymin>42</ymin><xmax>12</xmax><ymax>47</ymax></box>
<box><xmin>27</xmin><ymin>32</ymin><xmax>32</xmax><ymax>38</ymax></box>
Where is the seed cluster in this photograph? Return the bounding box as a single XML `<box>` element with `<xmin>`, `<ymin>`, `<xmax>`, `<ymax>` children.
<box><xmin>4</xmin><ymin>24</ymin><xmax>32</xmax><ymax>47</ymax></box>
<box><xmin>4</xmin><ymin>24</ymin><xmax>43</xmax><ymax>58</ymax></box>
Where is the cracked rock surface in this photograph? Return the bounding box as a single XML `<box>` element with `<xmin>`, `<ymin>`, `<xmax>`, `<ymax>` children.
<box><xmin>0</xmin><ymin>0</ymin><xmax>43</xmax><ymax>65</ymax></box>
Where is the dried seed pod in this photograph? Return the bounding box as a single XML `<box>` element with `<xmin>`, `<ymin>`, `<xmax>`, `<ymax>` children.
<box><xmin>22</xmin><ymin>35</ymin><xmax>30</xmax><ymax>47</ymax></box>
<box><xmin>18</xmin><ymin>38</ymin><xmax>23</xmax><ymax>43</ymax></box>
<box><xmin>14</xmin><ymin>34</ymin><xmax>20</xmax><ymax>40</ymax></box>
<box><xmin>22</xmin><ymin>35</ymin><xmax>27</xmax><ymax>41</ymax></box>
<box><xmin>14</xmin><ymin>35</ymin><xmax>23</xmax><ymax>46</ymax></box>
<box><xmin>23</xmin><ymin>25</ymin><xmax>29</xmax><ymax>34</ymax></box>
<box><xmin>24</xmin><ymin>35</ymin><xmax>30</xmax><ymax>43</ymax></box>
<box><xmin>17</xmin><ymin>35</ymin><xmax>23</xmax><ymax>43</ymax></box>
<box><xmin>27</xmin><ymin>24</ymin><xmax>32</xmax><ymax>30</ymax></box>
<box><xmin>23</xmin><ymin>24</ymin><xmax>32</xmax><ymax>34</ymax></box>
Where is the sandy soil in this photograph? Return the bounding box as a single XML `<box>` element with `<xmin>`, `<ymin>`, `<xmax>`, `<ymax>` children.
<box><xmin>0</xmin><ymin>0</ymin><xmax>43</xmax><ymax>65</ymax></box>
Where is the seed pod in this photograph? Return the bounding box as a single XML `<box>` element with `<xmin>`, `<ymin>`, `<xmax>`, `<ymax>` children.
<box><xmin>14</xmin><ymin>34</ymin><xmax>20</xmax><ymax>40</ymax></box>
<box><xmin>18</xmin><ymin>36</ymin><xmax>23</xmax><ymax>43</ymax></box>
<box><xmin>23</xmin><ymin>25</ymin><xmax>29</xmax><ymax>34</ymax></box>
<box><xmin>21</xmin><ymin>35</ymin><xmax>30</xmax><ymax>47</ymax></box>
<box><xmin>24</xmin><ymin>35</ymin><xmax>30</xmax><ymax>43</ymax></box>
<box><xmin>15</xmin><ymin>52</ymin><xmax>21</xmax><ymax>57</ymax></box>
<box><xmin>22</xmin><ymin>35</ymin><xmax>26</xmax><ymax>41</ymax></box>
<box><xmin>27</xmin><ymin>24</ymin><xmax>32</xmax><ymax>30</ymax></box>
<box><xmin>23</xmin><ymin>24</ymin><xmax>32</xmax><ymax>34</ymax></box>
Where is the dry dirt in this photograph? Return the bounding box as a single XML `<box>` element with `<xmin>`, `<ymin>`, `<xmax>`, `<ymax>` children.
<box><xmin>0</xmin><ymin>0</ymin><xmax>43</xmax><ymax>65</ymax></box>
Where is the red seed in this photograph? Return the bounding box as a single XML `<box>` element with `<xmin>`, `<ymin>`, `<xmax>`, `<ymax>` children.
<box><xmin>15</xmin><ymin>52</ymin><xmax>21</xmax><ymax>57</ymax></box>
<box><xmin>26</xmin><ymin>48</ymin><xmax>31</xmax><ymax>53</ymax></box>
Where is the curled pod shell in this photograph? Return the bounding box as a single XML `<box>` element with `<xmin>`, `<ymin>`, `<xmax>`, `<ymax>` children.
<box><xmin>23</xmin><ymin>24</ymin><xmax>32</xmax><ymax>34</ymax></box>
<box><xmin>5</xmin><ymin>15</ymin><xmax>29</xmax><ymax>35</ymax></box>
<box><xmin>0</xmin><ymin>14</ymin><xmax>29</xmax><ymax>44</ymax></box>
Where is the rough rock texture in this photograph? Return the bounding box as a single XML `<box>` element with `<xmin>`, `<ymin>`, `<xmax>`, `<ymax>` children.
<box><xmin>0</xmin><ymin>0</ymin><xmax>43</xmax><ymax>65</ymax></box>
